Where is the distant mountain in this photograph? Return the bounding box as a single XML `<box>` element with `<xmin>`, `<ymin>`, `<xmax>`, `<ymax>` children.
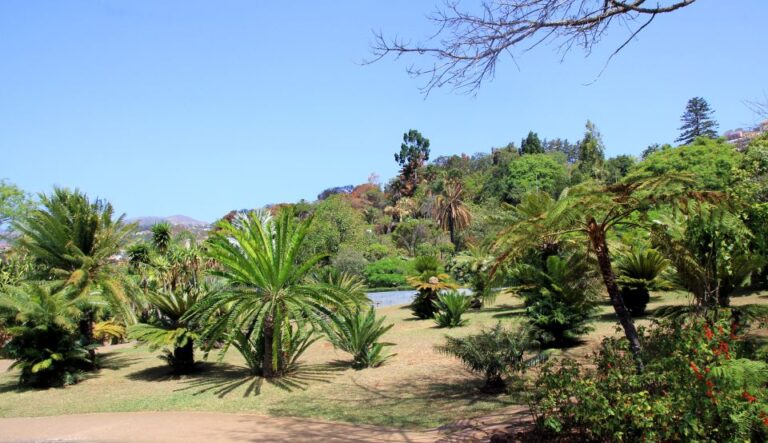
<box><xmin>129</xmin><ymin>215</ymin><xmax>209</xmax><ymax>229</ymax></box>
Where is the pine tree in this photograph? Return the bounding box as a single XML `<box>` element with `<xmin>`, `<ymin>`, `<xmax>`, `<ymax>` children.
<box><xmin>675</xmin><ymin>97</ymin><xmax>719</xmax><ymax>145</ymax></box>
<box><xmin>519</xmin><ymin>131</ymin><xmax>543</xmax><ymax>155</ymax></box>
<box><xmin>576</xmin><ymin>121</ymin><xmax>605</xmax><ymax>179</ymax></box>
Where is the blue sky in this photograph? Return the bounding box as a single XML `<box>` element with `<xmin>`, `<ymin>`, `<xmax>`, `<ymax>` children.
<box><xmin>1</xmin><ymin>1</ymin><xmax>766</xmax><ymax>222</ymax></box>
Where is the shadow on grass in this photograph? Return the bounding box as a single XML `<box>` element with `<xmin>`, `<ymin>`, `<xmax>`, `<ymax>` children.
<box><xmin>159</xmin><ymin>361</ymin><xmax>350</xmax><ymax>399</ymax></box>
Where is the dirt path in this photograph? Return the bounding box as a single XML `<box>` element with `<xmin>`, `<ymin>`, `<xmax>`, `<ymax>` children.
<box><xmin>0</xmin><ymin>411</ymin><xmax>440</xmax><ymax>442</ymax></box>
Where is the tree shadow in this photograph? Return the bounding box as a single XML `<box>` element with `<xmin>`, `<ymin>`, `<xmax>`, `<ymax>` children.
<box><xmin>481</xmin><ymin>304</ymin><xmax>523</xmax><ymax>313</ymax></box>
<box><xmin>492</xmin><ymin>308</ymin><xmax>525</xmax><ymax>319</ymax></box>
<box><xmin>97</xmin><ymin>351</ymin><xmax>143</xmax><ymax>371</ymax></box>
<box><xmin>169</xmin><ymin>361</ymin><xmax>348</xmax><ymax>399</ymax></box>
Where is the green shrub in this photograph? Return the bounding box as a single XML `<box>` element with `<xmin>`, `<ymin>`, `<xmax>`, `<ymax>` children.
<box><xmin>531</xmin><ymin>311</ymin><xmax>768</xmax><ymax>442</ymax></box>
<box><xmin>364</xmin><ymin>257</ymin><xmax>411</xmax><ymax>288</ymax></box>
<box><xmin>513</xmin><ymin>253</ymin><xmax>599</xmax><ymax>346</ymax></box>
<box><xmin>433</xmin><ymin>290</ymin><xmax>471</xmax><ymax>328</ymax></box>
<box><xmin>436</xmin><ymin>323</ymin><xmax>546</xmax><ymax>391</ymax></box>
<box><xmin>323</xmin><ymin>307</ymin><xmax>395</xmax><ymax>369</ymax></box>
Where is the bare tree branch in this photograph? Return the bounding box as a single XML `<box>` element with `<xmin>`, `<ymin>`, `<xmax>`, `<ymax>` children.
<box><xmin>366</xmin><ymin>0</ymin><xmax>697</xmax><ymax>94</ymax></box>
<box><xmin>745</xmin><ymin>92</ymin><xmax>768</xmax><ymax>120</ymax></box>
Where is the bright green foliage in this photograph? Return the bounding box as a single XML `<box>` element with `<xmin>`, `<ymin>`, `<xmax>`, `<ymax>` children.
<box><xmin>519</xmin><ymin>131</ymin><xmax>543</xmax><ymax>155</ymax></box>
<box><xmin>302</xmin><ymin>195</ymin><xmax>367</xmax><ymax>259</ymax></box>
<box><xmin>514</xmin><ymin>253</ymin><xmax>599</xmax><ymax>346</ymax></box>
<box><xmin>503</xmin><ymin>154</ymin><xmax>568</xmax><ymax>203</ymax></box>
<box><xmin>652</xmin><ymin>206</ymin><xmax>759</xmax><ymax>309</ymax></box>
<box><xmin>93</xmin><ymin>319</ymin><xmax>126</xmax><ymax>344</ymax></box>
<box><xmin>447</xmin><ymin>244</ymin><xmax>501</xmax><ymax>308</ymax></box>
<box><xmin>391</xmin><ymin>218</ymin><xmax>445</xmax><ymax>257</ymax></box>
<box><xmin>676</xmin><ymin>97</ymin><xmax>719</xmax><ymax>145</ymax></box>
<box><xmin>629</xmin><ymin>138</ymin><xmax>741</xmax><ymax>191</ymax></box>
<box><xmin>532</xmin><ymin>311</ymin><xmax>768</xmax><ymax>442</ymax></box>
<box><xmin>616</xmin><ymin>249</ymin><xmax>669</xmax><ymax>316</ymax></box>
<box><xmin>0</xmin><ymin>284</ymin><xmax>100</xmax><ymax>387</ymax></box>
<box><xmin>189</xmin><ymin>210</ymin><xmax>363</xmax><ymax>377</ymax></box>
<box><xmin>433</xmin><ymin>290</ymin><xmax>471</xmax><ymax>328</ymax></box>
<box><xmin>364</xmin><ymin>257</ymin><xmax>412</xmax><ymax>288</ymax></box>
<box><xmin>13</xmin><ymin>187</ymin><xmax>136</xmax><ymax>324</ymax></box>
<box><xmin>436</xmin><ymin>323</ymin><xmax>546</xmax><ymax>391</ymax></box>
<box><xmin>0</xmin><ymin>180</ymin><xmax>33</xmax><ymax>230</ymax></box>
<box><xmin>323</xmin><ymin>307</ymin><xmax>395</xmax><ymax>369</ymax></box>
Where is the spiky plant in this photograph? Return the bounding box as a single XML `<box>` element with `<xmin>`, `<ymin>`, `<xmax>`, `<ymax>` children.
<box><xmin>323</xmin><ymin>307</ymin><xmax>395</xmax><ymax>369</ymax></box>
<box><xmin>616</xmin><ymin>249</ymin><xmax>669</xmax><ymax>316</ymax></box>
<box><xmin>449</xmin><ymin>243</ymin><xmax>502</xmax><ymax>309</ymax></box>
<box><xmin>436</xmin><ymin>323</ymin><xmax>547</xmax><ymax>391</ymax></box>
<box><xmin>128</xmin><ymin>245</ymin><xmax>212</xmax><ymax>373</ymax></box>
<box><xmin>407</xmin><ymin>273</ymin><xmax>458</xmax><ymax>319</ymax></box>
<box><xmin>0</xmin><ymin>283</ymin><xmax>101</xmax><ymax>387</ymax></box>
<box><xmin>13</xmin><ymin>188</ymin><xmax>137</xmax><ymax>359</ymax></box>
<box><xmin>188</xmin><ymin>210</ymin><xmax>361</xmax><ymax>378</ymax></box>
<box><xmin>513</xmin><ymin>252</ymin><xmax>600</xmax><ymax>346</ymax></box>
<box><xmin>433</xmin><ymin>290</ymin><xmax>471</xmax><ymax>328</ymax></box>
<box><xmin>93</xmin><ymin>319</ymin><xmax>126</xmax><ymax>344</ymax></box>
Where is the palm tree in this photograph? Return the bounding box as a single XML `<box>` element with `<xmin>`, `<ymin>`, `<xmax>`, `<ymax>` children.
<box><xmin>150</xmin><ymin>222</ymin><xmax>172</xmax><ymax>254</ymax></box>
<box><xmin>495</xmin><ymin>175</ymin><xmax>722</xmax><ymax>371</ymax></box>
<box><xmin>13</xmin><ymin>188</ymin><xmax>136</xmax><ymax>357</ymax></box>
<box><xmin>432</xmin><ymin>181</ymin><xmax>471</xmax><ymax>247</ymax></box>
<box><xmin>189</xmin><ymin>210</ymin><xmax>361</xmax><ymax>378</ymax></box>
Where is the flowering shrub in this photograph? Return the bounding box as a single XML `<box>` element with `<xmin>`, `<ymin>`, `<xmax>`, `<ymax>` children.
<box><xmin>530</xmin><ymin>310</ymin><xmax>768</xmax><ymax>442</ymax></box>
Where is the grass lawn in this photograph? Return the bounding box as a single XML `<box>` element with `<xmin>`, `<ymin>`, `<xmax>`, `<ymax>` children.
<box><xmin>1</xmin><ymin>290</ymin><xmax>767</xmax><ymax>429</ymax></box>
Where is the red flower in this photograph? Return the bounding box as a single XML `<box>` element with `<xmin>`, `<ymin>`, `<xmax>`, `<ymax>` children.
<box><xmin>704</xmin><ymin>325</ymin><xmax>714</xmax><ymax>341</ymax></box>
<box><xmin>706</xmin><ymin>380</ymin><xmax>714</xmax><ymax>388</ymax></box>
<box><xmin>743</xmin><ymin>391</ymin><xmax>757</xmax><ymax>403</ymax></box>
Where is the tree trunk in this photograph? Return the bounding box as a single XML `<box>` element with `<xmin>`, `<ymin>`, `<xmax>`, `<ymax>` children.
<box><xmin>262</xmin><ymin>314</ymin><xmax>276</xmax><ymax>378</ymax></box>
<box><xmin>173</xmin><ymin>340</ymin><xmax>195</xmax><ymax>373</ymax></box>
<box><xmin>587</xmin><ymin>219</ymin><xmax>644</xmax><ymax>372</ymax></box>
<box><xmin>448</xmin><ymin>216</ymin><xmax>456</xmax><ymax>247</ymax></box>
<box><xmin>78</xmin><ymin>310</ymin><xmax>96</xmax><ymax>368</ymax></box>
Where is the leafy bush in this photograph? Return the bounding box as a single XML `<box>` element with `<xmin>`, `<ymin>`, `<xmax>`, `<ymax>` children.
<box><xmin>323</xmin><ymin>307</ymin><xmax>395</xmax><ymax>369</ymax></box>
<box><xmin>331</xmin><ymin>246</ymin><xmax>369</xmax><ymax>277</ymax></box>
<box><xmin>437</xmin><ymin>323</ymin><xmax>546</xmax><ymax>391</ymax></box>
<box><xmin>364</xmin><ymin>257</ymin><xmax>411</xmax><ymax>288</ymax></box>
<box><xmin>531</xmin><ymin>311</ymin><xmax>768</xmax><ymax>442</ymax></box>
<box><xmin>433</xmin><ymin>290</ymin><xmax>471</xmax><ymax>328</ymax></box>
<box><xmin>616</xmin><ymin>249</ymin><xmax>669</xmax><ymax>316</ymax></box>
<box><xmin>513</xmin><ymin>253</ymin><xmax>599</xmax><ymax>346</ymax></box>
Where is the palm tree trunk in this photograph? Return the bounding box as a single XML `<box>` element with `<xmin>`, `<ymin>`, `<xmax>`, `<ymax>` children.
<box><xmin>587</xmin><ymin>219</ymin><xmax>644</xmax><ymax>372</ymax></box>
<box><xmin>448</xmin><ymin>216</ymin><xmax>456</xmax><ymax>247</ymax></box>
<box><xmin>262</xmin><ymin>314</ymin><xmax>276</xmax><ymax>378</ymax></box>
<box><xmin>173</xmin><ymin>340</ymin><xmax>195</xmax><ymax>373</ymax></box>
<box><xmin>78</xmin><ymin>310</ymin><xmax>96</xmax><ymax>367</ymax></box>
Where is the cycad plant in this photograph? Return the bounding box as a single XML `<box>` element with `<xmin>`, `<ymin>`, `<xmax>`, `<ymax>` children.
<box><xmin>514</xmin><ymin>252</ymin><xmax>599</xmax><ymax>346</ymax></box>
<box><xmin>189</xmin><ymin>210</ymin><xmax>361</xmax><ymax>378</ymax></box>
<box><xmin>13</xmin><ymin>188</ymin><xmax>136</xmax><ymax>358</ymax></box>
<box><xmin>128</xmin><ymin>245</ymin><xmax>212</xmax><ymax>373</ymax></box>
<box><xmin>616</xmin><ymin>249</ymin><xmax>669</xmax><ymax>316</ymax></box>
<box><xmin>407</xmin><ymin>256</ymin><xmax>458</xmax><ymax>319</ymax></box>
<box><xmin>449</xmin><ymin>243</ymin><xmax>502</xmax><ymax>309</ymax></box>
<box><xmin>0</xmin><ymin>283</ymin><xmax>100</xmax><ymax>386</ymax></box>
<box><xmin>437</xmin><ymin>323</ymin><xmax>547</xmax><ymax>391</ymax></box>
<box><xmin>433</xmin><ymin>290</ymin><xmax>471</xmax><ymax>328</ymax></box>
<box><xmin>323</xmin><ymin>307</ymin><xmax>395</xmax><ymax>369</ymax></box>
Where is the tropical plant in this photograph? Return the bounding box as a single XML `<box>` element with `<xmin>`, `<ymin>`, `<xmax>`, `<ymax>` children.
<box><xmin>616</xmin><ymin>249</ymin><xmax>669</xmax><ymax>316</ymax></box>
<box><xmin>496</xmin><ymin>174</ymin><xmax>724</xmax><ymax>370</ymax></box>
<box><xmin>407</xmin><ymin>271</ymin><xmax>457</xmax><ymax>319</ymax></box>
<box><xmin>13</xmin><ymin>187</ymin><xmax>137</xmax><ymax>358</ymax></box>
<box><xmin>433</xmin><ymin>290</ymin><xmax>471</xmax><ymax>328</ymax></box>
<box><xmin>227</xmin><ymin>323</ymin><xmax>318</xmax><ymax>376</ymax></box>
<box><xmin>513</xmin><ymin>252</ymin><xmax>599</xmax><ymax>346</ymax></box>
<box><xmin>437</xmin><ymin>323</ymin><xmax>546</xmax><ymax>391</ymax></box>
<box><xmin>0</xmin><ymin>284</ymin><xmax>100</xmax><ymax>386</ymax></box>
<box><xmin>323</xmin><ymin>307</ymin><xmax>395</xmax><ymax>369</ymax></box>
<box><xmin>364</xmin><ymin>257</ymin><xmax>411</xmax><ymax>288</ymax></box>
<box><xmin>93</xmin><ymin>319</ymin><xmax>126</xmax><ymax>344</ymax></box>
<box><xmin>150</xmin><ymin>222</ymin><xmax>172</xmax><ymax>254</ymax></box>
<box><xmin>652</xmin><ymin>206</ymin><xmax>760</xmax><ymax>310</ymax></box>
<box><xmin>448</xmin><ymin>243</ymin><xmax>502</xmax><ymax>308</ymax></box>
<box><xmin>188</xmin><ymin>210</ymin><xmax>361</xmax><ymax>378</ymax></box>
<box><xmin>432</xmin><ymin>181</ymin><xmax>472</xmax><ymax>247</ymax></box>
